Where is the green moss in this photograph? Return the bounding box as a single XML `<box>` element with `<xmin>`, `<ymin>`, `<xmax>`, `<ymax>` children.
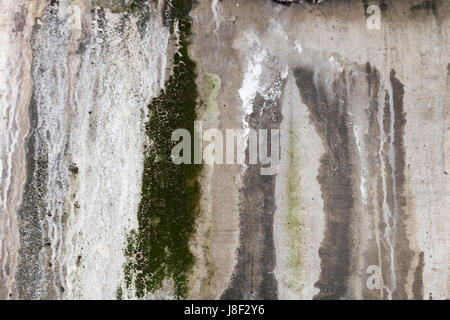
<box><xmin>124</xmin><ymin>0</ymin><xmax>201</xmax><ymax>299</ymax></box>
<box><xmin>116</xmin><ymin>286</ymin><xmax>123</xmax><ymax>300</ymax></box>
<box><xmin>201</xmin><ymin>72</ymin><xmax>221</xmax><ymax>116</ymax></box>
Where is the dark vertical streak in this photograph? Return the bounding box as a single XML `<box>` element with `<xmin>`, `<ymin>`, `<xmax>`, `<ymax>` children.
<box><xmin>15</xmin><ymin>6</ymin><xmax>66</xmax><ymax>300</ymax></box>
<box><xmin>294</xmin><ymin>67</ymin><xmax>355</xmax><ymax>300</ymax></box>
<box><xmin>16</xmin><ymin>95</ymin><xmax>47</xmax><ymax>299</ymax></box>
<box><xmin>221</xmin><ymin>79</ymin><xmax>284</xmax><ymax>300</ymax></box>
<box><xmin>412</xmin><ymin>251</ymin><xmax>425</xmax><ymax>299</ymax></box>
<box><xmin>390</xmin><ymin>69</ymin><xmax>414</xmax><ymax>299</ymax></box>
<box><xmin>363</xmin><ymin>63</ymin><xmax>385</xmax><ymax>299</ymax></box>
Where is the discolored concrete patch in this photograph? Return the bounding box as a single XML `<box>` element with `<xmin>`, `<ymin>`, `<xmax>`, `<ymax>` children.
<box><xmin>221</xmin><ymin>78</ymin><xmax>285</xmax><ymax>299</ymax></box>
<box><xmin>2</xmin><ymin>0</ymin><xmax>449</xmax><ymax>300</ymax></box>
<box><xmin>388</xmin><ymin>70</ymin><xmax>415</xmax><ymax>299</ymax></box>
<box><xmin>294</xmin><ymin>66</ymin><xmax>356</xmax><ymax>299</ymax></box>
<box><xmin>412</xmin><ymin>251</ymin><xmax>425</xmax><ymax>299</ymax></box>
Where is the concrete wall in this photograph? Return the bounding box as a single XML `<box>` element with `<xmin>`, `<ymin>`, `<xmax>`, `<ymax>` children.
<box><xmin>0</xmin><ymin>0</ymin><xmax>448</xmax><ymax>299</ymax></box>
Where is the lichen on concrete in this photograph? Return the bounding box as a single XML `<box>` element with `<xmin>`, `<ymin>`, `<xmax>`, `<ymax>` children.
<box><xmin>123</xmin><ymin>0</ymin><xmax>201</xmax><ymax>299</ymax></box>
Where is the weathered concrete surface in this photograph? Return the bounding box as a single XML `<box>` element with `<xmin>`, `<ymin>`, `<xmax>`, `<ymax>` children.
<box><xmin>190</xmin><ymin>0</ymin><xmax>450</xmax><ymax>299</ymax></box>
<box><xmin>1</xmin><ymin>0</ymin><xmax>171</xmax><ymax>299</ymax></box>
<box><xmin>0</xmin><ymin>0</ymin><xmax>47</xmax><ymax>299</ymax></box>
<box><xmin>0</xmin><ymin>0</ymin><xmax>449</xmax><ymax>300</ymax></box>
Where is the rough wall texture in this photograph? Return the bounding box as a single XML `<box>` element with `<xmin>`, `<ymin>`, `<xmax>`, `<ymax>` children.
<box><xmin>0</xmin><ymin>0</ymin><xmax>449</xmax><ymax>300</ymax></box>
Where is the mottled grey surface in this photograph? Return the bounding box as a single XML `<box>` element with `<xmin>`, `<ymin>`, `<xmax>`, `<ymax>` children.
<box><xmin>1</xmin><ymin>0</ymin><xmax>449</xmax><ymax>300</ymax></box>
<box><xmin>221</xmin><ymin>81</ymin><xmax>285</xmax><ymax>299</ymax></box>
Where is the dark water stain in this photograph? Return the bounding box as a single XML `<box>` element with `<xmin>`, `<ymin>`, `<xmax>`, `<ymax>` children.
<box><xmin>389</xmin><ymin>69</ymin><xmax>414</xmax><ymax>299</ymax></box>
<box><xmin>221</xmin><ymin>78</ymin><xmax>285</xmax><ymax>300</ymax></box>
<box><xmin>362</xmin><ymin>63</ymin><xmax>385</xmax><ymax>300</ymax></box>
<box><xmin>16</xmin><ymin>94</ymin><xmax>47</xmax><ymax>299</ymax></box>
<box><xmin>412</xmin><ymin>251</ymin><xmax>425</xmax><ymax>299</ymax></box>
<box><xmin>365</xmin><ymin>63</ymin><xmax>379</xmax><ymax>98</ymax></box>
<box><xmin>13</xmin><ymin>11</ymin><xmax>25</xmax><ymax>33</ymax></box>
<box><xmin>361</xmin><ymin>65</ymin><xmax>415</xmax><ymax>299</ymax></box>
<box><xmin>362</xmin><ymin>68</ymin><xmax>413</xmax><ymax>299</ymax></box>
<box><xmin>294</xmin><ymin>67</ymin><xmax>355</xmax><ymax>300</ymax></box>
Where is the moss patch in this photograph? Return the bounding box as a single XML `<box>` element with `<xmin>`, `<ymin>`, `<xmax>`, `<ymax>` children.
<box><xmin>123</xmin><ymin>0</ymin><xmax>201</xmax><ymax>299</ymax></box>
<box><xmin>116</xmin><ymin>286</ymin><xmax>123</xmax><ymax>300</ymax></box>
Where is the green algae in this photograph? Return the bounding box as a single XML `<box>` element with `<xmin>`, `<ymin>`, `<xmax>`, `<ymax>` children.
<box><xmin>123</xmin><ymin>0</ymin><xmax>201</xmax><ymax>299</ymax></box>
<box><xmin>116</xmin><ymin>286</ymin><xmax>123</xmax><ymax>300</ymax></box>
<box><xmin>201</xmin><ymin>72</ymin><xmax>221</xmax><ymax>116</ymax></box>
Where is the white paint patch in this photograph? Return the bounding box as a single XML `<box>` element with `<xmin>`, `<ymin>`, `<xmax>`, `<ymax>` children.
<box><xmin>353</xmin><ymin>124</ymin><xmax>368</xmax><ymax>204</ymax></box>
<box><xmin>259</xmin><ymin>66</ymin><xmax>288</xmax><ymax>103</ymax></box>
<box><xmin>211</xmin><ymin>0</ymin><xmax>221</xmax><ymax>34</ymax></box>
<box><xmin>70</xmin><ymin>5</ymin><xmax>81</xmax><ymax>31</ymax></box>
<box><xmin>238</xmin><ymin>33</ymin><xmax>267</xmax><ymax>134</ymax></box>
<box><xmin>328</xmin><ymin>56</ymin><xmax>343</xmax><ymax>73</ymax></box>
<box><xmin>295</xmin><ymin>40</ymin><xmax>302</xmax><ymax>54</ymax></box>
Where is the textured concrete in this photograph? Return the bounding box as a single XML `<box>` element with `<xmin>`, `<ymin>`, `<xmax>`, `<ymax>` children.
<box><xmin>190</xmin><ymin>0</ymin><xmax>450</xmax><ymax>300</ymax></box>
<box><xmin>0</xmin><ymin>0</ymin><xmax>449</xmax><ymax>300</ymax></box>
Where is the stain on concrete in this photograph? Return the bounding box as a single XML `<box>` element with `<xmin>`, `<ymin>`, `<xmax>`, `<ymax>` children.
<box><xmin>3</xmin><ymin>0</ymin><xmax>449</xmax><ymax>301</ymax></box>
<box><xmin>13</xmin><ymin>11</ymin><xmax>26</xmax><ymax>33</ymax></box>
<box><xmin>294</xmin><ymin>67</ymin><xmax>356</xmax><ymax>300</ymax></box>
<box><xmin>412</xmin><ymin>251</ymin><xmax>425</xmax><ymax>299</ymax></box>
<box><xmin>16</xmin><ymin>95</ymin><xmax>48</xmax><ymax>299</ymax></box>
<box><xmin>221</xmin><ymin>78</ymin><xmax>285</xmax><ymax>300</ymax></box>
<box><xmin>389</xmin><ymin>69</ymin><xmax>414</xmax><ymax>299</ymax></box>
<box><xmin>410</xmin><ymin>0</ymin><xmax>438</xmax><ymax>15</ymax></box>
<box><xmin>362</xmin><ymin>62</ymin><xmax>384</xmax><ymax>300</ymax></box>
<box><xmin>15</xmin><ymin>7</ymin><xmax>69</xmax><ymax>299</ymax></box>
